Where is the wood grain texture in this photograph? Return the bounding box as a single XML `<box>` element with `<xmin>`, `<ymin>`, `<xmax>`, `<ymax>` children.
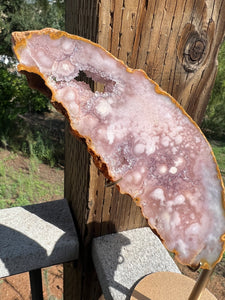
<box><xmin>98</xmin><ymin>0</ymin><xmax>225</xmax><ymax>123</ymax></box>
<box><xmin>64</xmin><ymin>0</ymin><xmax>225</xmax><ymax>299</ymax></box>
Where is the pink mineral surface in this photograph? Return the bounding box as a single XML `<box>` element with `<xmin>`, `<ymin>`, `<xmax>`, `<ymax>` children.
<box><xmin>12</xmin><ymin>28</ymin><xmax>225</xmax><ymax>269</ymax></box>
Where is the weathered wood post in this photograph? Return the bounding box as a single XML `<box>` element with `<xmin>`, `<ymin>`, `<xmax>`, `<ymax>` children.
<box><xmin>63</xmin><ymin>1</ymin><xmax>225</xmax><ymax>299</ymax></box>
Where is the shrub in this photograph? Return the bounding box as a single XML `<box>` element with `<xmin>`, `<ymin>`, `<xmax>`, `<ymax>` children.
<box><xmin>202</xmin><ymin>40</ymin><xmax>225</xmax><ymax>139</ymax></box>
<box><xmin>0</xmin><ymin>65</ymin><xmax>49</xmax><ymax>119</ymax></box>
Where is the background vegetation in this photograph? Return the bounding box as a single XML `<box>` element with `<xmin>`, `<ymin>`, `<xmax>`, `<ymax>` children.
<box><xmin>0</xmin><ymin>0</ymin><xmax>65</xmax><ymax>56</ymax></box>
<box><xmin>0</xmin><ymin>3</ymin><xmax>65</xmax><ymax>297</ymax></box>
<box><xmin>202</xmin><ymin>41</ymin><xmax>225</xmax><ymax>140</ymax></box>
<box><xmin>0</xmin><ymin>0</ymin><xmax>65</xmax><ymax>165</ymax></box>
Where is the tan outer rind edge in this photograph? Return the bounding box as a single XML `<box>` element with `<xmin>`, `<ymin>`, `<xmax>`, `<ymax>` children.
<box><xmin>12</xmin><ymin>28</ymin><xmax>225</xmax><ymax>269</ymax></box>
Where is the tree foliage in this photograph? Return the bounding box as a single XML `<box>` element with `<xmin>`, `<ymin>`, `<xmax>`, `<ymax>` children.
<box><xmin>202</xmin><ymin>40</ymin><xmax>225</xmax><ymax>139</ymax></box>
<box><xmin>0</xmin><ymin>64</ymin><xmax>49</xmax><ymax>128</ymax></box>
<box><xmin>0</xmin><ymin>0</ymin><xmax>65</xmax><ymax>149</ymax></box>
<box><xmin>0</xmin><ymin>0</ymin><xmax>65</xmax><ymax>56</ymax></box>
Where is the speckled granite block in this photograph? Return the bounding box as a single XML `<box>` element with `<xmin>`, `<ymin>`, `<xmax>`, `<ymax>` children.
<box><xmin>0</xmin><ymin>199</ymin><xmax>79</xmax><ymax>277</ymax></box>
<box><xmin>92</xmin><ymin>227</ymin><xmax>180</xmax><ymax>300</ymax></box>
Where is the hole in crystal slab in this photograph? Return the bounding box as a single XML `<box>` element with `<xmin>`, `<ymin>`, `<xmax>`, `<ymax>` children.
<box><xmin>75</xmin><ymin>70</ymin><xmax>115</xmax><ymax>94</ymax></box>
<box><xmin>75</xmin><ymin>70</ymin><xmax>92</xmax><ymax>86</ymax></box>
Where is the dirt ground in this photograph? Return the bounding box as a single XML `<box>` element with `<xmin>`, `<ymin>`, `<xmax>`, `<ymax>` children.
<box><xmin>0</xmin><ymin>265</ymin><xmax>63</xmax><ymax>300</ymax></box>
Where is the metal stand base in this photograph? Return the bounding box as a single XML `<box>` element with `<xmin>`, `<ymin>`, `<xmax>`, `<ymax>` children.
<box><xmin>29</xmin><ymin>269</ymin><xmax>44</xmax><ymax>300</ymax></box>
<box><xmin>130</xmin><ymin>272</ymin><xmax>216</xmax><ymax>300</ymax></box>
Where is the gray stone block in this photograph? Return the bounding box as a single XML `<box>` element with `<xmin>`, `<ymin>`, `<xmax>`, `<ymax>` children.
<box><xmin>0</xmin><ymin>199</ymin><xmax>79</xmax><ymax>277</ymax></box>
<box><xmin>92</xmin><ymin>227</ymin><xmax>180</xmax><ymax>300</ymax></box>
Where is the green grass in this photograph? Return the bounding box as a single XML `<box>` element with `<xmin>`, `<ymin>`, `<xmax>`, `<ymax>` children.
<box><xmin>210</xmin><ymin>140</ymin><xmax>225</xmax><ymax>178</ymax></box>
<box><xmin>0</xmin><ymin>110</ymin><xmax>64</xmax><ymax>209</ymax></box>
<box><xmin>0</xmin><ymin>152</ymin><xmax>63</xmax><ymax>209</ymax></box>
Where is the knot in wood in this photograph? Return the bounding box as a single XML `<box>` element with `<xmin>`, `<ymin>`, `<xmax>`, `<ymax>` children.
<box><xmin>189</xmin><ymin>40</ymin><xmax>205</xmax><ymax>62</ymax></box>
<box><xmin>183</xmin><ymin>34</ymin><xmax>206</xmax><ymax>72</ymax></box>
<box><xmin>177</xmin><ymin>24</ymin><xmax>209</xmax><ymax>73</ymax></box>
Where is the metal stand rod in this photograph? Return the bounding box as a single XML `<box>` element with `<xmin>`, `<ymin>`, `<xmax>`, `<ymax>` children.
<box><xmin>29</xmin><ymin>269</ymin><xmax>44</xmax><ymax>300</ymax></box>
<box><xmin>188</xmin><ymin>267</ymin><xmax>215</xmax><ymax>300</ymax></box>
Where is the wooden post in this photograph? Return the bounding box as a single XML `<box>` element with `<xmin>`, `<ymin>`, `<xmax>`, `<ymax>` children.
<box><xmin>64</xmin><ymin>1</ymin><xmax>225</xmax><ymax>299</ymax></box>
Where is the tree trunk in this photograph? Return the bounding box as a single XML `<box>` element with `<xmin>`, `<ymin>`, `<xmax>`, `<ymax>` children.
<box><xmin>64</xmin><ymin>0</ymin><xmax>225</xmax><ymax>299</ymax></box>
